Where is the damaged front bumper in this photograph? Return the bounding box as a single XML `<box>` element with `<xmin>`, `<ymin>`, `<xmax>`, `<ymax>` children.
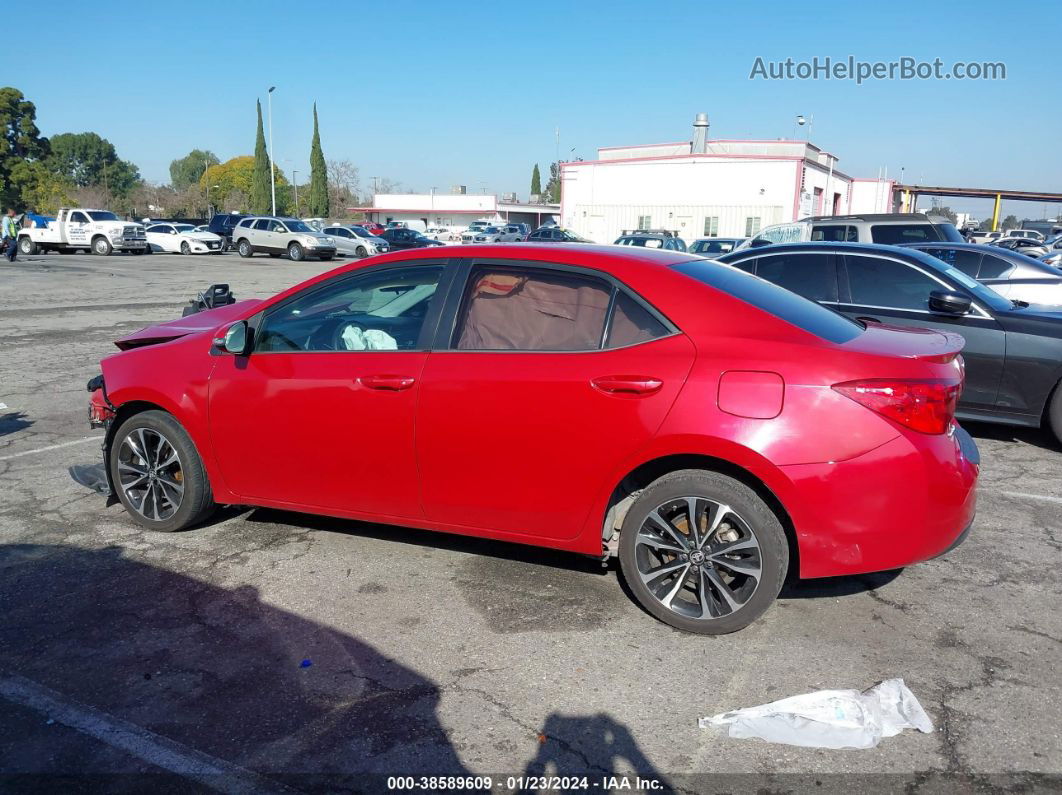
<box><xmin>76</xmin><ymin>375</ymin><xmax>117</xmax><ymax>501</ymax></box>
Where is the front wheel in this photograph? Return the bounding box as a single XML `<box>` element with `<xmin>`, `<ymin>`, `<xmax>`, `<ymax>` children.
<box><xmin>618</xmin><ymin>469</ymin><xmax>788</xmax><ymax>634</ymax></box>
<box><xmin>92</xmin><ymin>236</ymin><xmax>113</xmax><ymax>256</ymax></box>
<box><xmin>18</xmin><ymin>237</ymin><xmax>36</xmax><ymax>255</ymax></box>
<box><xmin>109</xmin><ymin>410</ymin><xmax>215</xmax><ymax>532</ymax></box>
<box><xmin>356</xmin><ymin>246</ymin><xmax>367</xmax><ymax>258</ymax></box>
<box><xmin>180</xmin><ymin>241</ymin><xmax>191</xmax><ymax>255</ymax></box>
<box><xmin>237</xmin><ymin>239</ymin><xmax>253</xmax><ymax>258</ymax></box>
<box><xmin>287</xmin><ymin>242</ymin><xmax>305</xmax><ymax>261</ymax></box>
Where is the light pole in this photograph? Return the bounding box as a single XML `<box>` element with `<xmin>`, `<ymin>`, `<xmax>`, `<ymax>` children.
<box><xmin>292</xmin><ymin>170</ymin><xmax>299</xmax><ymax>216</ymax></box>
<box><xmin>267</xmin><ymin>86</ymin><xmax>277</xmax><ymax>216</ymax></box>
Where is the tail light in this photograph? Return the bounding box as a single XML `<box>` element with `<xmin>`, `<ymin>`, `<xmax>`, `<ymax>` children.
<box><xmin>832</xmin><ymin>378</ymin><xmax>961</xmax><ymax>434</ymax></box>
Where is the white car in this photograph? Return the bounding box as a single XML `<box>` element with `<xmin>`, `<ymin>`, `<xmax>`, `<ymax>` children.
<box><xmin>145</xmin><ymin>223</ymin><xmax>225</xmax><ymax>254</ymax></box>
<box><xmin>424</xmin><ymin>227</ymin><xmax>457</xmax><ymax>242</ymax></box>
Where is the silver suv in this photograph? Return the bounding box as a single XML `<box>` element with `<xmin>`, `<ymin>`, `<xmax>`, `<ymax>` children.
<box><xmin>742</xmin><ymin>213</ymin><xmax>963</xmax><ymax>250</ymax></box>
<box><xmin>232</xmin><ymin>216</ymin><xmax>337</xmax><ymax>261</ymax></box>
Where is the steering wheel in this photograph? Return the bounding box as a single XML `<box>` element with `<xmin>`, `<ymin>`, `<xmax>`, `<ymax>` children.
<box><xmin>332</xmin><ymin>321</ymin><xmax>365</xmax><ymax>351</ymax></box>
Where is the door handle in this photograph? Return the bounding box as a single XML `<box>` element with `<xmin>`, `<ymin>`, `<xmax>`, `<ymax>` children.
<box><xmin>856</xmin><ymin>315</ymin><xmax>881</xmax><ymax>325</ymax></box>
<box><xmin>591</xmin><ymin>376</ymin><xmax>663</xmax><ymax>395</ymax></box>
<box><xmin>359</xmin><ymin>374</ymin><xmax>416</xmax><ymax>391</ymax></box>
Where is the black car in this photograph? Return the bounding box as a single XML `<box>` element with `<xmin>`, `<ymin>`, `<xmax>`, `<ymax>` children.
<box><xmin>207</xmin><ymin>213</ymin><xmax>250</xmax><ymax>251</ymax></box>
<box><xmin>715</xmin><ymin>242</ymin><xmax>1062</xmax><ymax>442</ymax></box>
<box><xmin>379</xmin><ymin>227</ymin><xmax>445</xmax><ymax>250</ymax></box>
<box><xmin>526</xmin><ymin>227</ymin><xmax>592</xmax><ymax>243</ymax></box>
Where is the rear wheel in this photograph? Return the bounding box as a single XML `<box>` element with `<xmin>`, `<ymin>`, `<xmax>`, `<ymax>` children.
<box><xmin>1047</xmin><ymin>383</ymin><xmax>1062</xmax><ymax>445</ymax></box>
<box><xmin>180</xmin><ymin>241</ymin><xmax>191</xmax><ymax>255</ymax></box>
<box><xmin>237</xmin><ymin>239</ymin><xmax>253</xmax><ymax>258</ymax></box>
<box><xmin>108</xmin><ymin>410</ymin><xmax>215</xmax><ymax>532</ymax></box>
<box><xmin>618</xmin><ymin>469</ymin><xmax>788</xmax><ymax>634</ymax></box>
<box><xmin>92</xmin><ymin>236</ymin><xmax>113</xmax><ymax>256</ymax></box>
<box><xmin>287</xmin><ymin>242</ymin><xmax>305</xmax><ymax>261</ymax></box>
<box><xmin>18</xmin><ymin>237</ymin><xmax>36</xmax><ymax>255</ymax></box>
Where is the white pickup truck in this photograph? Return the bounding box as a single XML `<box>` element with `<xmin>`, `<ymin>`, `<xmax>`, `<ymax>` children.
<box><xmin>18</xmin><ymin>208</ymin><xmax>147</xmax><ymax>256</ymax></box>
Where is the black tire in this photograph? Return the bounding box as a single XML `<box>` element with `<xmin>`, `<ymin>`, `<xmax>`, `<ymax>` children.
<box><xmin>618</xmin><ymin>469</ymin><xmax>788</xmax><ymax>635</ymax></box>
<box><xmin>1047</xmin><ymin>383</ymin><xmax>1062</xmax><ymax>445</ymax></box>
<box><xmin>287</xmin><ymin>242</ymin><xmax>305</xmax><ymax>261</ymax></box>
<box><xmin>237</xmin><ymin>239</ymin><xmax>253</xmax><ymax>258</ymax></box>
<box><xmin>355</xmin><ymin>246</ymin><xmax>367</xmax><ymax>258</ymax></box>
<box><xmin>18</xmin><ymin>237</ymin><xmax>36</xmax><ymax>255</ymax></box>
<box><xmin>180</xmin><ymin>241</ymin><xmax>191</xmax><ymax>255</ymax></box>
<box><xmin>108</xmin><ymin>410</ymin><xmax>215</xmax><ymax>532</ymax></box>
<box><xmin>92</xmin><ymin>236</ymin><xmax>113</xmax><ymax>256</ymax></box>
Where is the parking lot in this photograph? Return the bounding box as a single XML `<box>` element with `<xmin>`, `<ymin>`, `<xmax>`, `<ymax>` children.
<box><xmin>1</xmin><ymin>251</ymin><xmax>1060</xmax><ymax>790</ymax></box>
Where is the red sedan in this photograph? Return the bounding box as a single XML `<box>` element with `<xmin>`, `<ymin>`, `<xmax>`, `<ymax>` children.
<box><xmin>87</xmin><ymin>244</ymin><xmax>978</xmax><ymax>633</ymax></box>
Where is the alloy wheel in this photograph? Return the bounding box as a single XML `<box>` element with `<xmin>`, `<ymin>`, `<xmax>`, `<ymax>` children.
<box><xmin>117</xmin><ymin>428</ymin><xmax>185</xmax><ymax>521</ymax></box>
<box><xmin>634</xmin><ymin>496</ymin><xmax>762</xmax><ymax>621</ymax></box>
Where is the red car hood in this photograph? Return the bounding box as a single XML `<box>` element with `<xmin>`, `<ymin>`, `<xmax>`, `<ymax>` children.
<box><xmin>115</xmin><ymin>299</ymin><xmax>262</xmax><ymax>350</ymax></box>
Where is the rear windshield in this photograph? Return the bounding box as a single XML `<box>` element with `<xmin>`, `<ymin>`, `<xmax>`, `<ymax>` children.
<box><xmin>870</xmin><ymin>224</ymin><xmax>944</xmax><ymax>244</ymax></box>
<box><xmin>674</xmin><ymin>260</ymin><xmax>862</xmax><ymax>344</ymax></box>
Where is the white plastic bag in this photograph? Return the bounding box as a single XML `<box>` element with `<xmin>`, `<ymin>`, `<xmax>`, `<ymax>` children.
<box><xmin>698</xmin><ymin>678</ymin><xmax>933</xmax><ymax>749</ymax></box>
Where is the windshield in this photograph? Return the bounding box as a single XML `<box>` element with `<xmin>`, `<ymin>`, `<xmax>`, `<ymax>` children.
<box><xmin>87</xmin><ymin>211</ymin><xmax>119</xmax><ymax>221</ymax></box>
<box><xmin>284</xmin><ymin>220</ymin><xmax>314</xmax><ymax>234</ymax></box>
<box><xmin>563</xmin><ymin>231</ymin><xmax>592</xmax><ymax>243</ymax></box>
<box><xmin>482</xmin><ymin>227</ymin><xmax>500</xmax><ymax>234</ymax></box>
<box><xmin>690</xmin><ymin>239</ymin><xmax>737</xmax><ymax>254</ymax></box>
<box><xmin>350</xmin><ymin>226</ymin><xmax>372</xmax><ymax>238</ymax></box>
<box><xmin>619</xmin><ymin>237</ymin><xmax>662</xmax><ymax>248</ymax></box>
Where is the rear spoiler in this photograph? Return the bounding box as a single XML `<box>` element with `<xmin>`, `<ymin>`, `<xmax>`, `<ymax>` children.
<box><xmin>182</xmin><ymin>284</ymin><xmax>236</xmax><ymax>317</ymax></box>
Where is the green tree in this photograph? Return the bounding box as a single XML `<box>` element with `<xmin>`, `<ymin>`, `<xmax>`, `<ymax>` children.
<box><xmin>250</xmin><ymin>99</ymin><xmax>272</xmax><ymax>214</ymax></box>
<box><xmin>46</xmin><ymin>132</ymin><xmax>140</xmax><ymax>196</ymax></box>
<box><xmin>9</xmin><ymin>160</ymin><xmax>72</xmax><ymax>213</ymax></box>
<box><xmin>307</xmin><ymin>103</ymin><xmax>329</xmax><ymax>217</ymax></box>
<box><xmin>1001</xmin><ymin>214</ymin><xmax>1020</xmax><ymax>231</ymax></box>
<box><xmin>530</xmin><ymin>164</ymin><xmax>541</xmax><ymax>197</ymax></box>
<box><xmin>0</xmin><ymin>87</ymin><xmax>49</xmax><ymax>210</ymax></box>
<box><xmin>543</xmin><ymin>161</ymin><xmax>561</xmax><ymax>203</ymax></box>
<box><xmin>169</xmin><ymin>149</ymin><xmax>219</xmax><ymax>190</ymax></box>
<box><xmin>926</xmin><ymin>204</ymin><xmax>957</xmax><ymax>224</ymax></box>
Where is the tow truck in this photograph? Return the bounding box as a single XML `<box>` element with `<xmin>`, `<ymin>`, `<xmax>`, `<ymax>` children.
<box><xmin>18</xmin><ymin>208</ymin><xmax>147</xmax><ymax>256</ymax></box>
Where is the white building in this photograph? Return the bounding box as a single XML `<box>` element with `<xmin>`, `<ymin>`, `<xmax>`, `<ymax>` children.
<box><xmin>351</xmin><ymin>193</ymin><xmax>559</xmax><ymax>231</ymax></box>
<box><xmin>560</xmin><ymin>115</ymin><xmax>889</xmax><ymax>244</ymax></box>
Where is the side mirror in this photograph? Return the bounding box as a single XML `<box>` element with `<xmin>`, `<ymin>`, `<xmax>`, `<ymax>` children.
<box><xmin>214</xmin><ymin>321</ymin><xmax>250</xmax><ymax>355</ymax></box>
<box><xmin>929</xmin><ymin>290</ymin><xmax>973</xmax><ymax>315</ymax></box>
<box><xmin>749</xmin><ymin>238</ymin><xmax>773</xmax><ymax>248</ymax></box>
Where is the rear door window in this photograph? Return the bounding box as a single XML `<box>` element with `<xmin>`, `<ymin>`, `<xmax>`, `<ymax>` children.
<box><xmin>453</xmin><ymin>267</ymin><xmax>611</xmax><ymax>351</ymax></box>
<box><xmin>753</xmin><ymin>253</ymin><xmax>839</xmax><ymax>302</ymax></box>
<box><xmin>870</xmin><ymin>224</ymin><xmax>943</xmax><ymax>244</ymax></box>
<box><xmin>811</xmin><ymin>225</ymin><xmax>856</xmax><ymax>242</ymax></box>
<box><xmin>844</xmin><ymin>254</ymin><xmax>941</xmax><ymax>310</ymax></box>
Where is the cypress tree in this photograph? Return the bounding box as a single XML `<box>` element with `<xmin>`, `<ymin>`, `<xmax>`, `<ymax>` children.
<box><xmin>250</xmin><ymin>99</ymin><xmax>271</xmax><ymax>214</ymax></box>
<box><xmin>530</xmin><ymin>164</ymin><xmax>541</xmax><ymax>197</ymax></box>
<box><xmin>308</xmin><ymin>103</ymin><xmax>329</xmax><ymax>217</ymax></box>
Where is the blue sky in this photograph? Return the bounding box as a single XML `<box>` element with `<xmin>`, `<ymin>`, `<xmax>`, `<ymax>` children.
<box><xmin>3</xmin><ymin>0</ymin><xmax>1058</xmax><ymax>219</ymax></box>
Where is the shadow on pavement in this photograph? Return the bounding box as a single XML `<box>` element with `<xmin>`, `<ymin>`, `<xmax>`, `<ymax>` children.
<box><xmin>521</xmin><ymin>712</ymin><xmax>668</xmax><ymax>789</ymax></box>
<box><xmin>0</xmin><ymin>543</ymin><xmax>473</xmax><ymax>790</ymax></box>
<box><xmin>0</xmin><ymin>412</ymin><xmax>33</xmax><ymax>438</ymax></box>
<box><xmin>963</xmin><ymin>420</ymin><xmax>1060</xmax><ymax>451</ymax></box>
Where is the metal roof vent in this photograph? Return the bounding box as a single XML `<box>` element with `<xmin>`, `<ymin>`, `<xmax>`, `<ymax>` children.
<box><xmin>692</xmin><ymin>113</ymin><xmax>710</xmax><ymax>154</ymax></box>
